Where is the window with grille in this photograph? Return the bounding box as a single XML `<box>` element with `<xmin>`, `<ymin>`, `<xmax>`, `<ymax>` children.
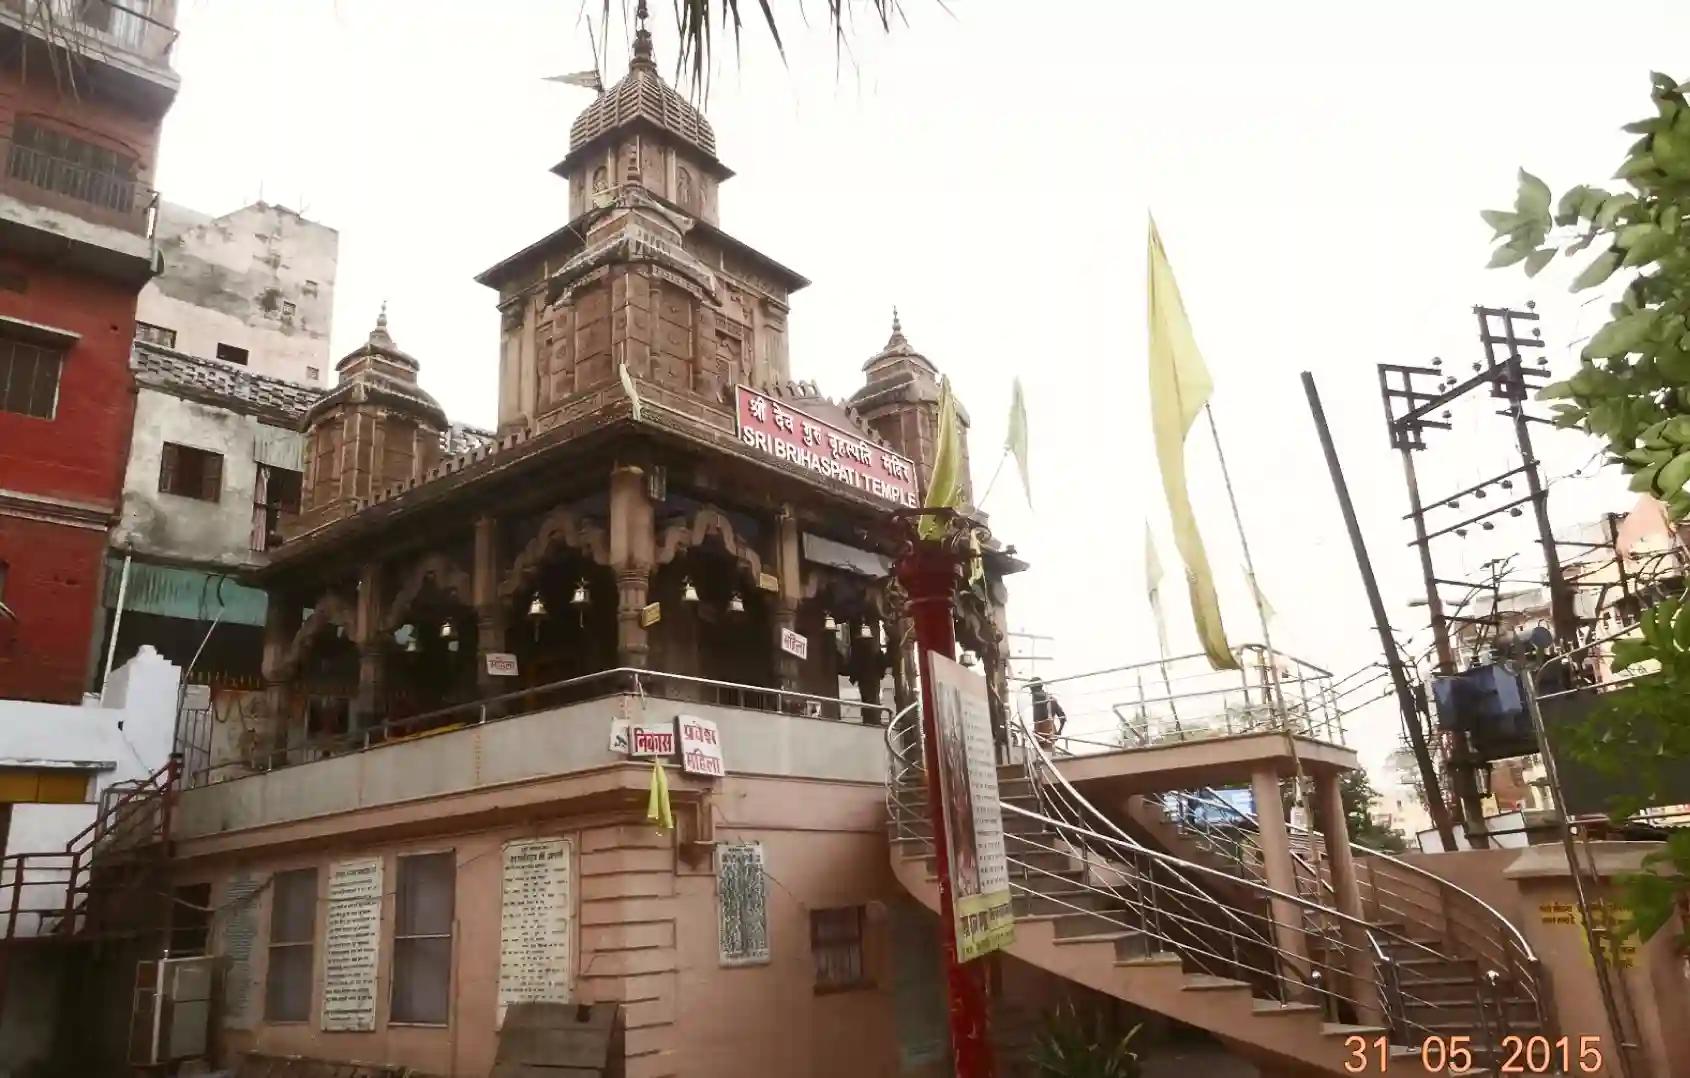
<box><xmin>0</xmin><ymin>337</ymin><xmax>63</xmax><ymax>419</ymax></box>
<box><xmin>810</xmin><ymin>906</ymin><xmax>868</xmax><ymax>991</ymax></box>
<box><xmin>134</xmin><ymin>322</ymin><xmax>176</xmax><ymax>348</ymax></box>
<box><xmin>6</xmin><ymin>120</ymin><xmax>138</xmax><ymax>214</ymax></box>
<box><xmin>391</xmin><ymin>852</ymin><xmax>454</xmax><ymax>1024</ymax></box>
<box><xmin>159</xmin><ymin>443</ymin><xmax>223</xmax><ymax>502</ymax></box>
<box><xmin>264</xmin><ymin>867</ymin><xmax>317</xmax><ymax>1022</ymax></box>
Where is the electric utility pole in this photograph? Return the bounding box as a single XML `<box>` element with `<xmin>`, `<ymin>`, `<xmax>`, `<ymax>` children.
<box><xmin>1376</xmin><ymin>302</ymin><xmax>1569</xmax><ymax>849</ymax></box>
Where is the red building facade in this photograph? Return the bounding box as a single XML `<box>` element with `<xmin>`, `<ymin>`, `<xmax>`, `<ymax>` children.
<box><xmin>0</xmin><ymin>3</ymin><xmax>180</xmax><ymax>701</ymax></box>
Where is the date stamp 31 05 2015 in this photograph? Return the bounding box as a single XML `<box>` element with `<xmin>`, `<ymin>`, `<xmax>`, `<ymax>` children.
<box><xmin>1344</xmin><ymin>1034</ymin><xmax>1606</xmax><ymax>1074</ymax></box>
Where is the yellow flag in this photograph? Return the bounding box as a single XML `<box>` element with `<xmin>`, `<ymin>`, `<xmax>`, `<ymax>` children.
<box><xmin>1148</xmin><ymin>217</ymin><xmax>1237</xmax><ymax>671</ymax></box>
<box><xmin>1145</xmin><ymin>522</ymin><xmax>1171</xmax><ymax>661</ymax></box>
<box><xmin>646</xmin><ymin>759</ymin><xmax>672</xmax><ymax>832</ymax></box>
<box><xmin>1005</xmin><ymin>378</ymin><xmax>1031</xmax><ymax>508</ymax></box>
<box><xmin>920</xmin><ymin>376</ymin><xmax>965</xmax><ymax>539</ymax></box>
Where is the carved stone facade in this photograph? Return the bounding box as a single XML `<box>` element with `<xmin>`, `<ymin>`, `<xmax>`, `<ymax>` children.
<box><xmin>293</xmin><ymin>308</ymin><xmax>447</xmax><ymax>534</ymax></box>
<box><xmin>481</xmin><ymin>22</ymin><xmax>802</xmax><ymax>438</ymax></box>
<box><xmin>849</xmin><ymin>311</ymin><xmax>975</xmax><ymax>509</ymax></box>
<box><xmin>250</xmin><ymin>17</ymin><xmax>1019</xmax><ymax>765</ymax></box>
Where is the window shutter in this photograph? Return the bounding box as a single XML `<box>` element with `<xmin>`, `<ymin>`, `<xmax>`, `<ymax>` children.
<box><xmin>202</xmin><ymin>452</ymin><xmax>223</xmax><ymax>502</ymax></box>
<box><xmin>158</xmin><ymin>443</ymin><xmax>177</xmax><ymax>494</ymax></box>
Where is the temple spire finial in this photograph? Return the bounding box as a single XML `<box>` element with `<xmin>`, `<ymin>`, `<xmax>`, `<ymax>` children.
<box><xmin>892</xmin><ymin>305</ymin><xmax>901</xmax><ymax>334</ymax></box>
<box><xmin>631</xmin><ymin>0</ymin><xmax>654</xmax><ymax>65</ymax></box>
<box><xmin>370</xmin><ymin>301</ymin><xmax>394</xmax><ymax>348</ymax></box>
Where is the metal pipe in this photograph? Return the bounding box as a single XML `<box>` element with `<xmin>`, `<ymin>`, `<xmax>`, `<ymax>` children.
<box><xmin>1302</xmin><ymin>372</ymin><xmax>1458</xmax><ymax>850</ymax></box>
<box><xmin>99</xmin><ymin>550</ymin><xmax>132</xmax><ymax>699</ymax></box>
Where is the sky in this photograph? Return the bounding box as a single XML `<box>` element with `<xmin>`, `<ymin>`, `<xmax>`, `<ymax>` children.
<box><xmin>153</xmin><ymin>0</ymin><xmax>1690</xmax><ymax>776</ymax></box>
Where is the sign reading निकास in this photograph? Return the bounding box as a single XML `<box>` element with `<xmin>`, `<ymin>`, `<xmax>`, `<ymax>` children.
<box><xmin>629</xmin><ymin>720</ymin><xmax>676</xmax><ymax>758</ymax></box>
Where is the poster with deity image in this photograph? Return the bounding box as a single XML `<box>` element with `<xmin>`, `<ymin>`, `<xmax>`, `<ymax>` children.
<box><xmin>928</xmin><ymin>653</ymin><xmax>1014</xmax><ymax>962</ymax></box>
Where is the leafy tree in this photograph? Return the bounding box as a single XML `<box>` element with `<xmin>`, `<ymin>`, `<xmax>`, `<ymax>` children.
<box><xmin>1342</xmin><ymin>771</ymin><xmax>1410</xmax><ymax>853</ymax></box>
<box><xmin>595</xmin><ymin>1</ymin><xmax>908</xmax><ymax>94</ymax></box>
<box><xmin>1482</xmin><ymin>73</ymin><xmax>1690</xmax><ymax>518</ymax></box>
<box><xmin>1484</xmin><ymin>74</ymin><xmax>1690</xmax><ymax>953</ymax></box>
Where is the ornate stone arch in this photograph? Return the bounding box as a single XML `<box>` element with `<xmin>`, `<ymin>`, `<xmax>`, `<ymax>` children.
<box><xmin>654</xmin><ymin>505</ymin><xmax>764</xmax><ymax>582</ymax></box>
<box><xmin>499</xmin><ymin>506</ymin><xmax>611</xmax><ymax>601</ymax></box>
<box><xmin>281</xmin><ymin>589</ymin><xmax>357</xmax><ymax>675</ymax></box>
<box><xmin>384</xmin><ymin>552</ymin><xmax>474</xmax><ymax>632</ymax></box>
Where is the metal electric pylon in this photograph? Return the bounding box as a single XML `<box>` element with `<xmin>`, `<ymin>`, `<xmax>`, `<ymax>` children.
<box><xmin>1377</xmin><ymin>303</ymin><xmax>1569</xmax><ymax>849</ymax></box>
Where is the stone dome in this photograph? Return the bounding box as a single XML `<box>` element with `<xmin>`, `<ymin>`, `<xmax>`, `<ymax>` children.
<box><xmin>567</xmin><ymin>27</ymin><xmax>717</xmax><ymax>164</ymax></box>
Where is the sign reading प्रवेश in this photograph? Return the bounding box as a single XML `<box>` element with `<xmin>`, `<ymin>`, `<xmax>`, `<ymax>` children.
<box><xmin>678</xmin><ymin>714</ymin><xmax>725</xmax><ymax>777</ymax></box>
<box><xmin>485</xmin><ymin>652</ymin><xmax>519</xmax><ymax>677</ymax></box>
<box><xmin>735</xmin><ymin>385</ymin><xmax>919</xmax><ymax>508</ymax></box>
<box><xmin>928</xmin><ymin>654</ymin><xmax>1015</xmax><ymax>962</ymax></box>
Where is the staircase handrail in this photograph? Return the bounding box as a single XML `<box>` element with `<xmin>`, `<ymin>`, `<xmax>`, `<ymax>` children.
<box><xmin>886</xmin><ymin>704</ymin><xmax>1455</xmax><ymax>1037</ymax></box>
<box><xmin>1159</xmin><ymin>785</ymin><xmax>1551</xmax><ymax>1039</ymax></box>
<box><xmin>1171</xmin><ymin>786</ymin><xmax>1538</xmax><ymax>963</ymax></box>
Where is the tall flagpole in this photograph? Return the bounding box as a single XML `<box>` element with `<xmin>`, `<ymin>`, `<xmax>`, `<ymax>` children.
<box><xmin>1203</xmin><ymin>403</ymin><xmax>1306</xmax><ymax>804</ymax></box>
<box><xmin>977</xmin><ymin>448</ymin><xmax>1011</xmax><ymax>508</ymax></box>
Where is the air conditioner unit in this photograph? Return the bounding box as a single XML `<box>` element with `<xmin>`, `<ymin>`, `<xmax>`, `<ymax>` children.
<box><xmin>128</xmin><ymin>956</ymin><xmax>215</xmax><ymax>1067</ymax></box>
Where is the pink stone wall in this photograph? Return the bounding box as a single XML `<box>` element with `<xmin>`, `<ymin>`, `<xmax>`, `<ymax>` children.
<box><xmin>177</xmin><ymin>774</ymin><xmax>904</xmax><ymax>1077</ymax></box>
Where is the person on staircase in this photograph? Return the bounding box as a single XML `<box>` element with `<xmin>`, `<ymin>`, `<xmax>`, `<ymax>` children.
<box><xmin>1028</xmin><ymin>676</ymin><xmax>1067</xmax><ymax>751</ymax></box>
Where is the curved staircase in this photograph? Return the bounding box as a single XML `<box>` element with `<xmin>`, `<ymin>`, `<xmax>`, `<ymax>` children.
<box><xmin>884</xmin><ymin>709</ymin><xmax>1551</xmax><ymax>1075</ymax></box>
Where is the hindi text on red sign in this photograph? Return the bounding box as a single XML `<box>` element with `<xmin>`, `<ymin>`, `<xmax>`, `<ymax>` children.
<box><xmin>735</xmin><ymin>386</ymin><xmax>919</xmax><ymax>508</ymax></box>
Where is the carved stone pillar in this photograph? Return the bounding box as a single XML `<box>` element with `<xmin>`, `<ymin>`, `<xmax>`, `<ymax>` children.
<box><xmin>473</xmin><ymin>513</ymin><xmax>507</xmax><ymax>698</ymax></box>
<box><xmin>772</xmin><ymin>505</ymin><xmax>801</xmax><ymax>692</ymax></box>
<box><xmin>352</xmin><ymin>563</ymin><xmax>385</xmax><ymax>731</ymax></box>
<box><xmin>884</xmin><ymin>577</ymin><xmax>915</xmax><ymax>716</ymax></box>
<box><xmin>609</xmin><ymin>464</ymin><xmax>655</xmax><ymax>667</ymax></box>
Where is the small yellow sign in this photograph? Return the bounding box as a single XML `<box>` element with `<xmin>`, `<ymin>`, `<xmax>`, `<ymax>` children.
<box><xmin>758</xmin><ymin>572</ymin><xmax>780</xmax><ymax>592</ymax></box>
<box><xmin>640</xmin><ymin>602</ymin><xmax>662</xmax><ymax>628</ymax></box>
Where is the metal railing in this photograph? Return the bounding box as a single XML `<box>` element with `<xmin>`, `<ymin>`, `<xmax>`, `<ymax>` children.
<box><xmin>884</xmin><ymin>703</ymin><xmax>1543</xmax><ymax>1059</ymax></box>
<box><xmin>0</xmin><ymin>754</ymin><xmax>179</xmax><ymax>943</ymax></box>
<box><xmin>4</xmin><ymin>0</ymin><xmax>178</xmax><ymax>64</ymax></box>
<box><xmin>1027</xmin><ymin>645</ymin><xmax>1347</xmax><ymax>751</ymax></box>
<box><xmin>189</xmin><ymin>666</ymin><xmax>891</xmax><ymax>787</ymax></box>
<box><xmin>1</xmin><ymin>137</ymin><xmax>156</xmax><ymax>234</ymax></box>
<box><xmin>1153</xmin><ymin>785</ymin><xmax>1551</xmax><ymax>1039</ymax></box>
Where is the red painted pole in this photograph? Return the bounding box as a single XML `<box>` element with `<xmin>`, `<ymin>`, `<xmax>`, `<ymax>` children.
<box><xmin>896</xmin><ymin>535</ymin><xmax>995</xmax><ymax>1078</ymax></box>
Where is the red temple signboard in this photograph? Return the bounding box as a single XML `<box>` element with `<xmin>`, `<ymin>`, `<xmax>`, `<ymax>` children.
<box><xmin>735</xmin><ymin>385</ymin><xmax>919</xmax><ymax>508</ymax></box>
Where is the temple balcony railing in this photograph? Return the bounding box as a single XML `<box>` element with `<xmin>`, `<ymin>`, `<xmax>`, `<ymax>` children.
<box><xmin>1022</xmin><ymin>644</ymin><xmax>1347</xmax><ymax>755</ymax></box>
<box><xmin>182</xmin><ymin>666</ymin><xmax>893</xmax><ymax>789</ymax></box>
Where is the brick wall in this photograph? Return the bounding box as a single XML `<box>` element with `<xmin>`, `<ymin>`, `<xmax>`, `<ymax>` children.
<box><xmin>0</xmin><ymin>517</ymin><xmax>106</xmax><ymax>701</ymax></box>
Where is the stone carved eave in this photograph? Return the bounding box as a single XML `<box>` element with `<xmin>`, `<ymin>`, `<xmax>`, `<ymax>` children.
<box><xmin>255</xmin><ymin>396</ymin><xmax>929</xmax><ymax>585</ymax></box>
<box><xmin>544</xmin><ymin>222</ymin><xmax>717</xmax><ymax>306</ymax></box>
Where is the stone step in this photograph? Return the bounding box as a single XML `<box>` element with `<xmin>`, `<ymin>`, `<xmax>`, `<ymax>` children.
<box><xmin>1180</xmin><ymin>973</ymin><xmax>1253</xmax><ymax>993</ymax></box>
<box><xmin>1012</xmin><ymin>889</ymin><xmax>1119</xmax><ymax>917</ymax></box>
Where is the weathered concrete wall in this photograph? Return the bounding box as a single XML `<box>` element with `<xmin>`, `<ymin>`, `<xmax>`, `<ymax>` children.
<box><xmin>139</xmin><ymin>202</ymin><xmax>338</xmax><ymax>386</ymax></box>
<box><xmin>112</xmin><ymin>383</ymin><xmax>303</xmax><ymax>568</ymax></box>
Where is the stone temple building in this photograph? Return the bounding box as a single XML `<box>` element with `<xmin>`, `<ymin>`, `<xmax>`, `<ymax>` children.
<box><xmin>151</xmin><ymin>15</ymin><xmax>1022</xmax><ymax>1077</ymax></box>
